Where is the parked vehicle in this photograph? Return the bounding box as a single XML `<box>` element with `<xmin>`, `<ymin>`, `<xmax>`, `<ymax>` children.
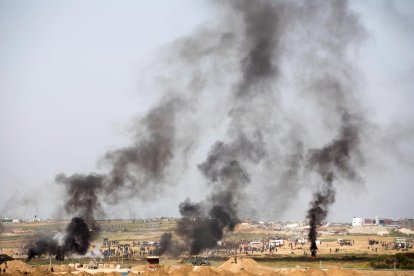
<box><xmin>188</xmin><ymin>256</ymin><xmax>210</xmax><ymax>266</ymax></box>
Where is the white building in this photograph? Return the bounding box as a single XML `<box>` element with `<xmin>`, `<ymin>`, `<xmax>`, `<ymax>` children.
<box><xmin>352</xmin><ymin>217</ymin><xmax>363</xmax><ymax>226</ymax></box>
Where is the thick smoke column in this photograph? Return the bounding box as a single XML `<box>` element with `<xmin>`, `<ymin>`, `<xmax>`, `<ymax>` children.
<box><xmin>174</xmin><ymin>0</ymin><xmax>282</xmax><ymax>254</ymax></box>
<box><xmin>28</xmin><ymin>173</ymin><xmax>104</xmax><ymax>259</ymax></box>
<box><xmin>154</xmin><ymin>233</ymin><xmax>173</xmax><ymax>256</ymax></box>
<box><xmin>103</xmin><ymin>97</ymin><xmax>180</xmax><ymax>200</ymax></box>
<box><xmin>176</xmin><ymin>196</ymin><xmax>240</xmax><ymax>255</ymax></box>
<box><xmin>179</xmin><ymin>140</ymin><xmax>262</xmax><ymax>254</ymax></box>
<box><xmin>28</xmin><ymin>97</ymin><xmax>184</xmax><ymax>259</ymax></box>
<box><xmin>301</xmin><ymin>0</ymin><xmax>366</xmax><ymax>257</ymax></box>
<box><xmin>28</xmin><ymin>0</ymin><xmax>369</xmax><ymax>259</ymax></box>
<box><xmin>172</xmin><ymin>0</ymin><xmax>366</xmax><ymax>254</ymax></box>
<box><xmin>306</xmin><ymin>173</ymin><xmax>335</xmax><ymax>257</ymax></box>
<box><xmin>27</xmin><ymin>217</ymin><xmax>91</xmax><ymax>261</ymax></box>
<box><xmin>232</xmin><ymin>0</ymin><xmax>282</xmax><ymax>95</ymax></box>
<box><xmin>308</xmin><ymin>114</ymin><xmax>363</xmax><ymax>184</ymax></box>
<box><xmin>306</xmin><ymin>114</ymin><xmax>364</xmax><ymax>256</ymax></box>
<box><xmin>156</xmin><ymin>0</ymin><xmax>365</xmax><ymax>258</ymax></box>
<box><xmin>55</xmin><ymin>173</ymin><xmax>104</xmax><ymax>223</ymax></box>
<box><xmin>154</xmin><ymin>232</ymin><xmax>185</xmax><ymax>257</ymax></box>
<box><xmin>57</xmin><ymin>96</ymin><xmax>181</xmax><ymax>216</ymax></box>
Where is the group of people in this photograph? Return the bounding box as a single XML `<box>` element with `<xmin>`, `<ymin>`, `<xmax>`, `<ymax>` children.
<box><xmin>101</xmin><ymin>244</ymin><xmax>134</xmax><ymax>258</ymax></box>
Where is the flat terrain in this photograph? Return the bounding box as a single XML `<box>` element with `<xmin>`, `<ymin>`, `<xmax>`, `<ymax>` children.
<box><xmin>1</xmin><ymin>220</ymin><xmax>413</xmax><ymax>275</ymax></box>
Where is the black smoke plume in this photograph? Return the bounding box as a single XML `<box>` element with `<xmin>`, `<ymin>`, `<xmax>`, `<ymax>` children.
<box><xmin>103</xmin><ymin>97</ymin><xmax>180</xmax><ymax>200</ymax></box>
<box><xmin>175</xmin><ymin>135</ymin><xmax>265</xmax><ymax>254</ymax></box>
<box><xmin>154</xmin><ymin>232</ymin><xmax>173</xmax><ymax>256</ymax></box>
<box><xmin>231</xmin><ymin>0</ymin><xmax>282</xmax><ymax>96</ymax></box>
<box><xmin>173</xmin><ymin>0</ymin><xmax>282</xmax><ymax>254</ymax></box>
<box><xmin>55</xmin><ymin>173</ymin><xmax>104</xmax><ymax>223</ymax></box>
<box><xmin>27</xmin><ymin>217</ymin><xmax>91</xmax><ymax>261</ymax></box>
<box><xmin>154</xmin><ymin>232</ymin><xmax>185</xmax><ymax>257</ymax></box>
<box><xmin>306</xmin><ymin>114</ymin><xmax>364</xmax><ymax>256</ymax></box>
<box><xmin>28</xmin><ymin>0</ymin><xmax>369</xmax><ymax>259</ymax></box>
<box><xmin>57</xmin><ymin>97</ymin><xmax>181</xmax><ymax>219</ymax></box>
<box><xmin>28</xmin><ymin>98</ymin><xmax>183</xmax><ymax>259</ymax></box>
<box><xmin>306</xmin><ymin>173</ymin><xmax>335</xmax><ymax>257</ymax></box>
<box><xmin>176</xmin><ymin>195</ymin><xmax>240</xmax><ymax>255</ymax></box>
<box><xmin>299</xmin><ymin>0</ymin><xmax>366</xmax><ymax>257</ymax></box>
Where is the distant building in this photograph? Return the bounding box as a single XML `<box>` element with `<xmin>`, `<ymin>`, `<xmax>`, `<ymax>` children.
<box><xmin>364</xmin><ymin>218</ymin><xmax>376</xmax><ymax>225</ymax></box>
<box><xmin>1</xmin><ymin>217</ymin><xmax>12</xmax><ymax>223</ymax></box>
<box><xmin>354</xmin><ymin>215</ymin><xmax>411</xmax><ymax>228</ymax></box>
<box><xmin>377</xmin><ymin>218</ymin><xmax>399</xmax><ymax>227</ymax></box>
<box><xmin>399</xmin><ymin>218</ymin><xmax>414</xmax><ymax>230</ymax></box>
<box><xmin>352</xmin><ymin>217</ymin><xmax>363</xmax><ymax>226</ymax></box>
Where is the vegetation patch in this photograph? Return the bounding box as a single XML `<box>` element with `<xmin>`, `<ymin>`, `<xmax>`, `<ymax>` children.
<box><xmin>370</xmin><ymin>253</ymin><xmax>414</xmax><ymax>269</ymax></box>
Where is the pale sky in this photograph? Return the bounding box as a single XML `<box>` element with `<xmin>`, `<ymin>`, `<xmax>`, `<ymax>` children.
<box><xmin>1</xmin><ymin>0</ymin><xmax>413</xmax><ymax>222</ymax></box>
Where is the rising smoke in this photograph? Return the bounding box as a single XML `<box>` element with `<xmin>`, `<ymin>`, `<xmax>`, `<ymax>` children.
<box><xmin>28</xmin><ymin>0</ymin><xmax>369</xmax><ymax>259</ymax></box>
<box><xmin>154</xmin><ymin>232</ymin><xmax>185</xmax><ymax>257</ymax></box>
<box><xmin>173</xmin><ymin>0</ymin><xmax>285</xmax><ymax>254</ymax></box>
<box><xmin>173</xmin><ymin>0</ymin><xmax>367</xmax><ymax>255</ymax></box>
<box><xmin>298</xmin><ymin>0</ymin><xmax>366</xmax><ymax>256</ymax></box>
<box><xmin>306</xmin><ymin>174</ymin><xmax>336</xmax><ymax>257</ymax></box>
<box><xmin>57</xmin><ymin>96</ymin><xmax>182</xmax><ymax>216</ymax></box>
<box><xmin>55</xmin><ymin>173</ymin><xmax>104</xmax><ymax>223</ymax></box>
<box><xmin>28</xmin><ymin>217</ymin><xmax>91</xmax><ymax>261</ymax></box>
<box><xmin>305</xmin><ymin>113</ymin><xmax>364</xmax><ymax>256</ymax></box>
<box><xmin>27</xmin><ymin>96</ymin><xmax>185</xmax><ymax>260</ymax></box>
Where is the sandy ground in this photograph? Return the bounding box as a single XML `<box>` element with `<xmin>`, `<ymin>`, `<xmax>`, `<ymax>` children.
<box><xmin>2</xmin><ymin>258</ymin><xmax>414</xmax><ymax>275</ymax></box>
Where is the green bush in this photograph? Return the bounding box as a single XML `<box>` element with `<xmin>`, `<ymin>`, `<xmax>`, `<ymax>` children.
<box><xmin>370</xmin><ymin>253</ymin><xmax>414</xmax><ymax>270</ymax></box>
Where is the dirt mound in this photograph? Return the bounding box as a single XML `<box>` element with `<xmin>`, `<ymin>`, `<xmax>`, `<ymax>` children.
<box><xmin>55</xmin><ymin>264</ymin><xmax>74</xmax><ymax>272</ymax></box>
<box><xmin>75</xmin><ymin>272</ymin><xmax>93</xmax><ymax>276</ymax></box>
<box><xmin>1</xmin><ymin>261</ymin><xmax>72</xmax><ymax>276</ymax></box>
<box><xmin>32</xmin><ymin>266</ymin><xmax>52</xmax><ymax>275</ymax></box>
<box><xmin>37</xmin><ymin>264</ymin><xmax>74</xmax><ymax>273</ymax></box>
<box><xmin>0</xmin><ymin>261</ymin><xmax>115</xmax><ymax>276</ymax></box>
<box><xmin>306</xmin><ymin>268</ymin><xmax>327</xmax><ymax>276</ymax></box>
<box><xmin>283</xmin><ymin>270</ymin><xmax>312</xmax><ymax>276</ymax></box>
<box><xmin>217</xmin><ymin>270</ymin><xmax>255</xmax><ymax>276</ymax></box>
<box><xmin>95</xmin><ymin>272</ymin><xmax>123</xmax><ymax>276</ymax></box>
<box><xmin>131</xmin><ymin>264</ymin><xmax>149</xmax><ymax>272</ymax></box>
<box><xmin>190</xmin><ymin>266</ymin><xmax>219</xmax><ymax>275</ymax></box>
<box><xmin>219</xmin><ymin>257</ymin><xmax>259</xmax><ymax>272</ymax></box>
<box><xmin>218</xmin><ymin>257</ymin><xmax>278</xmax><ymax>275</ymax></box>
<box><xmin>2</xmin><ymin>260</ymin><xmax>34</xmax><ymax>274</ymax></box>
<box><xmin>325</xmin><ymin>269</ymin><xmax>360</xmax><ymax>276</ymax></box>
<box><xmin>138</xmin><ymin>269</ymin><xmax>169</xmax><ymax>276</ymax></box>
<box><xmin>168</xmin><ymin>264</ymin><xmax>194</xmax><ymax>276</ymax></box>
<box><xmin>218</xmin><ymin>270</ymin><xmax>235</xmax><ymax>276</ymax></box>
<box><xmin>3</xmin><ymin>272</ymin><xmax>27</xmax><ymax>276</ymax></box>
<box><xmin>283</xmin><ymin>268</ymin><xmax>361</xmax><ymax>276</ymax></box>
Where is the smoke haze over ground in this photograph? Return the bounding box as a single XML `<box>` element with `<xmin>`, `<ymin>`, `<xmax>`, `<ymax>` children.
<box><xmin>1</xmin><ymin>0</ymin><xmax>414</xmax><ymax>225</ymax></box>
<box><xmin>27</xmin><ymin>217</ymin><xmax>92</xmax><ymax>261</ymax></box>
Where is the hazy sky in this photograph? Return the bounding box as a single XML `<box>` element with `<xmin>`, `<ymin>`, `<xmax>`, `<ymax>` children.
<box><xmin>1</xmin><ymin>0</ymin><xmax>413</xmax><ymax>222</ymax></box>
